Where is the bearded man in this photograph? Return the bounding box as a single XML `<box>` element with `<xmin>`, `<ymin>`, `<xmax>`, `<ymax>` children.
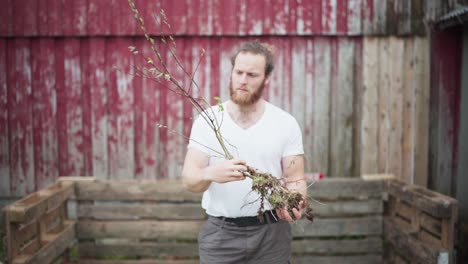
<box><xmin>181</xmin><ymin>40</ymin><xmax>306</xmax><ymax>264</ymax></box>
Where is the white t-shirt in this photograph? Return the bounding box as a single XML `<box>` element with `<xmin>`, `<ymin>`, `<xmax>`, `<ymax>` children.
<box><xmin>188</xmin><ymin>101</ymin><xmax>304</xmax><ymax>217</ymax></box>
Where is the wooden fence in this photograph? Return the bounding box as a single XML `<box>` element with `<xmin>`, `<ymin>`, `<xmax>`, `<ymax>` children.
<box><xmin>2</xmin><ymin>177</ymin><xmax>458</xmax><ymax>264</ymax></box>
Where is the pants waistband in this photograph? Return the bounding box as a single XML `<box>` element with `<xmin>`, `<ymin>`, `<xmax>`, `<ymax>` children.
<box><xmin>210</xmin><ymin>210</ymin><xmax>279</xmax><ymax>227</ymax></box>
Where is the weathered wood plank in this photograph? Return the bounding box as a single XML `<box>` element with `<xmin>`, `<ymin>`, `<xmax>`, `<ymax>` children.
<box><xmin>292</xmin><ymin>216</ymin><xmax>383</xmax><ymax>237</ymax></box>
<box><xmin>0</xmin><ymin>39</ymin><xmax>10</xmax><ymax>196</ymax></box>
<box><xmin>77</xmin><ymin>199</ymin><xmax>381</xmax><ymax>220</ymax></box>
<box><xmin>45</xmin><ymin>0</ymin><xmax>63</xmax><ymax>36</ymax></box>
<box><xmin>87</xmin><ymin>0</ymin><xmax>111</xmax><ymax>36</ymax></box>
<box><xmin>86</xmin><ymin>38</ymin><xmax>108</xmax><ymax>179</ymax></box>
<box><xmin>322</xmin><ymin>0</ymin><xmax>337</xmax><ymax>35</ymax></box>
<box><xmin>75</xmin><ymin>180</ymin><xmax>202</xmax><ymax>201</ymax></box>
<box><xmin>293</xmin><ymin>254</ymin><xmax>382</xmax><ymax>264</ymax></box>
<box><xmin>7</xmin><ymin>181</ymin><xmax>73</xmax><ymax>223</ymax></box>
<box><xmin>386</xmin><ymin>180</ymin><xmax>457</xmax><ymax>218</ymax></box>
<box><xmin>303</xmin><ymin>39</ymin><xmax>314</xmax><ymax>168</ymax></box>
<box><xmin>0</xmin><ymin>0</ymin><xmax>13</xmax><ymax>36</ymax></box>
<box><xmin>313</xmin><ymin>199</ymin><xmax>383</xmax><ymax>217</ymax></box>
<box><xmin>13</xmin><ymin>221</ymin><xmax>75</xmax><ymax>264</ymax></box>
<box><xmin>308</xmin><ymin>178</ymin><xmax>383</xmax><ymax>199</ymax></box>
<box><xmin>413</xmin><ymin>37</ymin><xmax>430</xmax><ymax>187</ymax></box>
<box><xmin>361</xmin><ymin>37</ymin><xmax>379</xmax><ymax>174</ymax></box>
<box><xmin>74</xmin><ymin>260</ymin><xmax>198</xmax><ymax>264</ymax></box>
<box><xmin>77</xmin><ymin>203</ymin><xmax>205</xmax><ymax>220</ymax></box>
<box><xmin>292</xmin><ymin>237</ymin><xmax>382</xmax><ymax>254</ymax></box>
<box><xmin>347</xmin><ymin>0</ymin><xmax>362</xmax><ymax>35</ymax></box>
<box><xmin>62</xmin><ymin>0</ymin><xmax>87</xmax><ymax>36</ymax></box>
<box><xmin>388</xmin><ymin>37</ymin><xmax>404</xmax><ymax>180</ymax></box>
<box><xmin>378</xmin><ymin>38</ymin><xmax>390</xmax><ymax>174</ymax></box>
<box><xmin>384</xmin><ymin>218</ymin><xmax>447</xmax><ymax>264</ymax></box>
<box><xmin>12</xmin><ymin>0</ymin><xmax>37</xmax><ymax>36</ymax></box>
<box><xmin>134</xmin><ymin>38</ymin><xmax>161</xmax><ymax>180</ymax></box>
<box><xmin>107</xmin><ymin>38</ymin><xmax>135</xmax><ymax>180</ymax></box>
<box><xmin>31</xmin><ymin>39</ymin><xmax>59</xmax><ymax>190</ymax></box>
<box><xmin>164</xmin><ymin>38</ymin><xmax>186</xmax><ymax>180</ymax></box>
<box><xmin>111</xmin><ymin>0</ymin><xmax>136</xmax><ymax>35</ymax></box>
<box><xmin>7</xmin><ymin>39</ymin><xmax>35</xmax><ymax>196</ymax></box>
<box><xmin>311</xmin><ymin>38</ymin><xmax>331</xmax><ymax>175</ymax></box>
<box><xmin>78</xmin><ymin>178</ymin><xmax>381</xmax><ymax>201</ymax></box>
<box><xmin>401</xmin><ymin>38</ymin><xmax>415</xmax><ymax>184</ymax></box>
<box><xmin>330</xmin><ymin>38</ymin><xmax>354</xmax><ymax>177</ymax></box>
<box><xmin>76</xmin><ymin>220</ymin><xmax>203</xmax><ymax>240</ymax></box>
<box><xmin>305</xmin><ymin>0</ymin><xmax>323</xmax><ymax>34</ymax></box>
<box><xmin>291</xmin><ymin>37</ymin><xmax>306</xmax><ymax>132</ymax></box>
<box><xmin>78</xmin><ymin>242</ymin><xmax>198</xmax><ymax>259</ymax></box>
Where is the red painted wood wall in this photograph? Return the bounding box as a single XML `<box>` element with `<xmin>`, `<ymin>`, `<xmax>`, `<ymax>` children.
<box><xmin>0</xmin><ymin>0</ymin><xmax>441</xmax><ymax>197</ymax></box>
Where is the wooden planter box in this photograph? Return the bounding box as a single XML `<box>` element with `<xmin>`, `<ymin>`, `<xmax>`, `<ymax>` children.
<box><xmin>2</xmin><ymin>177</ymin><xmax>458</xmax><ymax>264</ymax></box>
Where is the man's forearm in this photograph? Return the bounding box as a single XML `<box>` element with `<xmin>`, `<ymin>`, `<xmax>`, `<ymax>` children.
<box><xmin>182</xmin><ymin>167</ymin><xmax>211</xmax><ymax>193</ymax></box>
<box><xmin>285</xmin><ymin>176</ymin><xmax>307</xmax><ymax>197</ymax></box>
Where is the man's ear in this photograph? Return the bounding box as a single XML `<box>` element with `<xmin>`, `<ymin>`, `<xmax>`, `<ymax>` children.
<box><xmin>265</xmin><ymin>76</ymin><xmax>270</xmax><ymax>86</ymax></box>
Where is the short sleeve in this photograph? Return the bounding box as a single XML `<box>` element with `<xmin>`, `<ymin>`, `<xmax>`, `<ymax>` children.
<box><xmin>282</xmin><ymin>118</ymin><xmax>304</xmax><ymax>157</ymax></box>
<box><xmin>187</xmin><ymin>113</ymin><xmax>212</xmax><ymax>155</ymax></box>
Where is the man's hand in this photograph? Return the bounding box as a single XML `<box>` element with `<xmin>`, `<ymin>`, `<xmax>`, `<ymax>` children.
<box><xmin>203</xmin><ymin>159</ymin><xmax>248</xmax><ymax>183</ymax></box>
<box><xmin>275</xmin><ymin>200</ymin><xmax>306</xmax><ymax>222</ymax></box>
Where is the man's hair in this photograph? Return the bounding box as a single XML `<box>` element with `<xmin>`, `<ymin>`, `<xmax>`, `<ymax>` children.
<box><xmin>230</xmin><ymin>40</ymin><xmax>275</xmax><ymax>76</ymax></box>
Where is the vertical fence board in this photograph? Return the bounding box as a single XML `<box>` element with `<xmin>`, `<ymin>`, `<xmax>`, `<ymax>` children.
<box><xmin>0</xmin><ymin>0</ymin><xmax>13</xmax><ymax>36</ymax></box>
<box><xmin>63</xmin><ymin>0</ymin><xmax>87</xmax><ymax>36</ymax></box>
<box><xmin>111</xmin><ymin>0</ymin><xmax>136</xmax><ymax>35</ymax></box>
<box><xmin>296</xmin><ymin>0</ymin><xmax>322</xmax><ymax>35</ymax></box>
<box><xmin>55</xmin><ymin>39</ymin><xmax>67</xmax><ymax>175</ymax></box>
<box><xmin>378</xmin><ymin>39</ymin><xmax>391</xmax><ymax>173</ymax></box>
<box><xmin>361</xmin><ymin>38</ymin><xmax>379</xmax><ymax>174</ymax></box>
<box><xmin>31</xmin><ymin>39</ymin><xmax>58</xmax><ymax>190</ymax></box>
<box><xmin>107</xmin><ymin>38</ymin><xmax>135</xmax><ymax>179</ymax></box>
<box><xmin>322</xmin><ymin>0</ymin><xmax>337</xmax><ymax>35</ymax></box>
<box><xmin>242</xmin><ymin>0</ymin><xmax>263</xmax><ymax>35</ymax></box>
<box><xmin>312</xmin><ymin>38</ymin><xmax>331</xmax><ymax>176</ymax></box>
<box><xmin>267</xmin><ymin>0</ymin><xmax>289</xmax><ymax>35</ymax></box>
<box><xmin>396</xmin><ymin>0</ymin><xmax>411</xmax><ymax>35</ymax></box>
<box><xmin>374</xmin><ymin>0</ymin><xmax>387</xmax><ymax>34</ymax></box>
<box><xmin>88</xmin><ymin>38</ymin><xmax>108</xmax><ymax>179</ymax></box>
<box><xmin>402</xmin><ymin>38</ymin><xmax>415</xmax><ymax>183</ymax></box>
<box><xmin>47</xmin><ymin>0</ymin><xmax>63</xmax><ymax>36</ymax></box>
<box><xmin>336</xmin><ymin>0</ymin><xmax>348</xmax><ymax>34</ymax></box>
<box><xmin>81</xmin><ymin>39</ymin><xmax>93</xmax><ymax>176</ymax></box>
<box><xmin>13</xmin><ymin>0</ymin><xmax>37</xmax><ymax>36</ymax></box>
<box><xmin>303</xmin><ymin>39</ymin><xmax>315</xmax><ymax>171</ymax></box>
<box><xmin>164</xmin><ymin>38</ymin><xmax>185</xmax><ymax>179</ymax></box>
<box><xmin>88</xmin><ymin>0</ymin><xmax>111</xmax><ymax>36</ymax></box>
<box><xmin>413</xmin><ymin>37</ymin><xmax>429</xmax><ymax>187</ymax></box>
<box><xmin>362</xmin><ymin>0</ymin><xmax>375</xmax><ymax>34</ymax></box>
<box><xmin>7</xmin><ymin>39</ymin><xmax>35</xmax><ymax>196</ymax></box>
<box><xmin>37</xmin><ymin>0</ymin><xmax>49</xmax><ymax>35</ymax></box>
<box><xmin>389</xmin><ymin>38</ymin><xmax>404</xmax><ymax>179</ymax></box>
<box><xmin>330</xmin><ymin>38</ymin><xmax>354</xmax><ymax>177</ymax></box>
<box><xmin>138</xmin><ymin>0</ymin><xmax>162</xmax><ymax>35</ymax></box>
<box><xmin>0</xmin><ymin>39</ymin><xmax>10</xmax><ymax>196</ymax></box>
<box><xmin>168</xmin><ymin>0</ymin><xmax>188</xmax><ymax>34</ymax></box>
<box><xmin>348</xmin><ymin>0</ymin><xmax>362</xmax><ymax>35</ymax></box>
<box><xmin>291</xmin><ymin>38</ymin><xmax>306</xmax><ymax>131</ymax></box>
<box><xmin>63</xmin><ymin>39</ymin><xmax>84</xmax><ymax>175</ymax></box>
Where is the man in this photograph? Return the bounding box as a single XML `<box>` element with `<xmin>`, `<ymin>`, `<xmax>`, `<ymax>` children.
<box><xmin>181</xmin><ymin>40</ymin><xmax>306</xmax><ymax>263</ymax></box>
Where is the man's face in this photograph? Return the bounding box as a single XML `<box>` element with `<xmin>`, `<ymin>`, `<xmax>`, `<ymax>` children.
<box><xmin>229</xmin><ymin>52</ymin><xmax>269</xmax><ymax>106</ymax></box>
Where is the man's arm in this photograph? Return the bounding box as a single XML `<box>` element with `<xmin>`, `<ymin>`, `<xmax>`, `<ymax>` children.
<box><xmin>181</xmin><ymin>148</ymin><xmax>248</xmax><ymax>193</ymax></box>
<box><xmin>276</xmin><ymin>154</ymin><xmax>307</xmax><ymax>222</ymax></box>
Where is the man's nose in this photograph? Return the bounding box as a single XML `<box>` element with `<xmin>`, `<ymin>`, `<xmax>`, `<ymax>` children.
<box><xmin>239</xmin><ymin>74</ymin><xmax>248</xmax><ymax>83</ymax></box>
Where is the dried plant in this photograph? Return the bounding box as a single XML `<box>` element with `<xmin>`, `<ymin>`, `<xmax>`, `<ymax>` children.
<box><xmin>127</xmin><ymin>0</ymin><xmax>314</xmax><ymax>222</ymax></box>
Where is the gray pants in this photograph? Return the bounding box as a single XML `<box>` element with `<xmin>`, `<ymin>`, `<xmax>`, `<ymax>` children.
<box><xmin>198</xmin><ymin>215</ymin><xmax>292</xmax><ymax>264</ymax></box>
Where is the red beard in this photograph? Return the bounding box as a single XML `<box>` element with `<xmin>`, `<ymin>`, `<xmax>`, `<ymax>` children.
<box><xmin>229</xmin><ymin>79</ymin><xmax>266</xmax><ymax>106</ymax></box>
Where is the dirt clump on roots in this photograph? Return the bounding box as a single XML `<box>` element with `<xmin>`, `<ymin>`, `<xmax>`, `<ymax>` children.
<box><xmin>246</xmin><ymin>166</ymin><xmax>315</xmax><ymax>223</ymax></box>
